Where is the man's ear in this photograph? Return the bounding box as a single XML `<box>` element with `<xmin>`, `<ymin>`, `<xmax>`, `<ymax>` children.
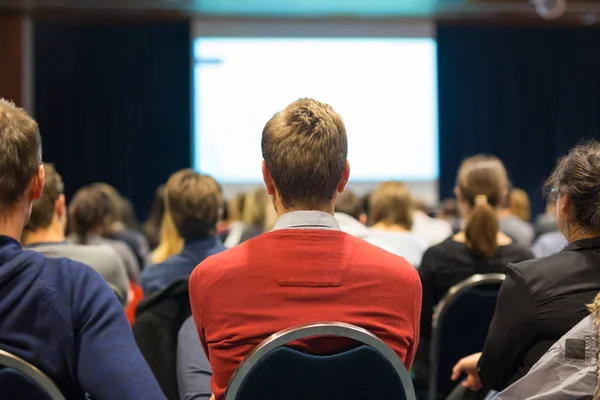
<box><xmin>262</xmin><ymin>161</ymin><xmax>276</xmax><ymax>195</ymax></box>
<box><xmin>336</xmin><ymin>160</ymin><xmax>350</xmax><ymax>193</ymax></box>
<box><xmin>30</xmin><ymin>164</ymin><xmax>44</xmax><ymax>201</ymax></box>
<box><xmin>55</xmin><ymin>194</ymin><xmax>66</xmax><ymax>218</ymax></box>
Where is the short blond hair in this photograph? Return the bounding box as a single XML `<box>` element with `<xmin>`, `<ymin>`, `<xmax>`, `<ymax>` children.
<box><xmin>262</xmin><ymin>98</ymin><xmax>347</xmax><ymax>209</ymax></box>
<box><xmin>370</xmin><ymin>182</ymin><xmax>414</xmax><ymax>230</ymax></box>
<box><xmin>0</xmin><ymin>99</ymin><xmax>42</xmax><ymax>210</ymax></box>
<box><xmin>165</xmin><ymin>169</ymin><xmax>221</xmax><ymax>240</ymax></box>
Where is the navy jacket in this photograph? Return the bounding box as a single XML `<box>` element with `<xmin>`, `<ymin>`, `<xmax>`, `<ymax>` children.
<box><xmin>141</xmin><ymin>237</ymin><xmax>226</xmax><ymax>296</ymax></box>
<box><xmin>0</xmin><ymin>236</ymin><xmax>165</xmax><ymax>399</ymax></box>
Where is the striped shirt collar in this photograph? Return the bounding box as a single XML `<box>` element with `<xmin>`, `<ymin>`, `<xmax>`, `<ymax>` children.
<box><xmin>272</xmin><ymin>211</ymin><xmax>340</xmax><ymax>231</ymax></box>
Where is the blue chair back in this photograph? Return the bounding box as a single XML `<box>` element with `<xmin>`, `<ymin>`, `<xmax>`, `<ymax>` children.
<box><xmin>428</xmin><ymin>274</ymin><xmax>505</xmax><ymax>400</ymax></box>
<box><xmin>225</xmin><ymin>322</ymin><xmax>415</xmax><ymax>400</ymax></box>
<box><xmin>0</xmin><ymin>349</ymin><xmax>65</xmax><ymax>400</ymax></box>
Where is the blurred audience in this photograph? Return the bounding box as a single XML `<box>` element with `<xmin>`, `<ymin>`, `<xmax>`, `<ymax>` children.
<box><xmin>414</xmin><ymin>155</ymin><xmax>533</xmax><ymax>386</ymax></box>
<box><xmin>452</xmin><ymin>142</ymin><xmax>600</xmax><ymax>394</ymax></box>
<box><xmin>534</xmin><ymin>202</ymin><xmax>560</xmax><ymax>238</ymax></box>
<box><xmin>531</xmin><ymin>230</ymin><xmax>568</xmax><ymax>258</ymax></box>
<box><xmin>22</xmin><ymin>164</ymin><xmax>129</xmax><ymax>305</ymax></box>
<box><xmin>177</xmin><ymin>317</ymin><xmax>212</xmax><ymax>400</ymax></box>
<box><xmin>189</xmin><ymin>98</ymin><xmax>422</xmax><ymax>400</ymax></box>
<box><xmin>498</xmin><ymin>190</ymin><xmax>535</xmax><ymax>247</ymax></box>
<box><xmin>149</xmin><ymin>210</ymin><xmax>183</xmax><ymax>264</ymax></box>
<box><xmin>0</xmin><ymin>99</ymin><xmax>164</xmax><ymax>399</ymax></box>
<box><xmin>223</xmin><ymin>193</ymin><xmax>246</xmax><ymax>247</ymax></box>
<box><xmin>411</xmin><ymin>199</ymin><xmax>453</xmax><ymax>246</ymax></box>
<box><xmin>368</xmin><ymin>181</ymin><xmax>428</xmax><ymax>266</ymax></box>
<box><xmin>143</xmin><ymin>184</ymin><xmax>166</xmax><ymax>251</ymax></box>
<box><xmin>509</xmin><ymin>188</ymin><xmax>531</xmax><ymax>222</ymax></box>
<box><xmin>68</xmin><ymin>185</ymin><xmax>141</xmax><ymax>283</ymax></box>
<box><xmin>141</xmin><ymin>169</ymin><xmax>226</xmax><ymax>296</ymax></box>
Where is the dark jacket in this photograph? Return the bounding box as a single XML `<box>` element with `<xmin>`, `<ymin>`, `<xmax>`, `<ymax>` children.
<box><xmin>479</xmin><ymin>237</ymin><xmax>600</xmax><ymax>391</ymax></box>
<box><xmin>0</xmin><ymin>235</ymin><xmax>164</xmax><ymax>399</ymax></box>
<box><xmin>134</xmin><ymin>278</ymin><xmax>192</xmax><ymax>400</ymax></box>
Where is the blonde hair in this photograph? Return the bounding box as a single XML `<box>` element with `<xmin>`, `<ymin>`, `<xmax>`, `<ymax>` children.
<box><xmin>228</xmin><ymin>193</ymin><xmax>246</xmax><ymax>222</ymax></box>
<box><xmin>510</xmin><ymin>188</ymin><xmax>531</xmax><ymax>222</ymax></box>
<box><xmin>150</xmin><ymin>211</ymin><xmax>183</xmax><ymax>264</ymax></box>
<box><xmin>369</xmin><ymin>181</ymin><xmax>414</xmax><ymax>230</ymax></box>
<box><xmin>243</xmin><ymin>188</ymin><xmax>271</xmax><ymax>229</ymax></box>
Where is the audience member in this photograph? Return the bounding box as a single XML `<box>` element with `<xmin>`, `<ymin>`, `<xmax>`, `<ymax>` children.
<box><xmin>21</xmin><ymin>163</ymin><xmax>130</xmax><ymax>305</ymax></box>
<box><xmin>509</xmin><ymin>188</ymin><xmax>531</xmax><ymax>222</ymax></box>
<box><xmin>368</xmin><ymin>181</ymin><xmax>428</xmax><ymax>266</ymax></box>
<box><xmin>495</xmin><ymin>291</ymin><xmax>600</xmax><ymax>399</ymax></box>
<box><xmin>150</xmin><ymin>210</ymin><xmax>183</xmax><ymax>264</ymax></box>
<box><xmin>437</xmin><ymin>197</ymin><xmax>461</xmax><ymax>234</ymax></box>
<box><xmin>452</xmin><ymin>142</ymin><xmax>600</xmax><ymax>393</ymax></box>
<box><xmin>414</xmin><ymin>155</ymin><xmax>533</xmax><ymax>386</ymax></box>
<box><xmin>333</xmin><ymin>190</ymin><xmax>395</xmax><ymax>253</ymax></box>
<box><xmin>141</xmin><ymin>169</ymin><xmax>226</xmax><ymax>296</ymax></box>
<box><xmin>0</xmin><ymin>99</ymin><xmax>164</xmax><ymax>399</ymax></box>
<box><xmin>240</xmin><ymin>188</ymin><xmax>270</xmax><ymax>241</ymax></box>
<box><xmin>94</xmin><ymin>183</ymin><xmax>150</xmax><ymax>267</ymax></box>
<box><xmin>189</xmin><ymin>98</ymin><xmax>422</xmax><ymax>400</ymax></box>
<box><xmin>223</xmin><ymin>193</ymin><xmax>246</xmax><ymax>248</ymax></box>
<box><xmin>411</xmin><ymin>199</ymin><xmax>453</xmax><ymax>246</ymax></box>
<box><xmin>143</xmin><ymin>184</ymin><xmax>166</xmax><ymax>250</ymax></box>
<box><xmin>531</xmin><ymin>230</ymin><xmax>568</xmax><ymax>258</ymax></box>
<box><xmin>534</xmin><ymin>202</ymin><xmax>559</xmax><ymax>238</ymax></box>
<box><xmin>68</xmin><ymin>186</ymin><xmax>141</xmax><ymax>282</ymax></box>
<box><xmin>498</xmin><ymin>190</ymin><xmax>535</xmax><ymax>247</ymax></box>
<box><xmin>177</xmin><ymin>316</ymin><xmax>212</xmax><ymax>400</ymax></box>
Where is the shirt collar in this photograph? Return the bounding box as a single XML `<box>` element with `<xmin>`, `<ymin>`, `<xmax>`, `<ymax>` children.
<box><xmin>272</xmin><ymin>211</ymin><xmax>340</xmax><ymax>231</ymax></box>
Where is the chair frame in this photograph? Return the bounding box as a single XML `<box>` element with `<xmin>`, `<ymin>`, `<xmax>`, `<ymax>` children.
<box><xmin>225</xmin><ymin>321</ymin><xmax>416</xmax><ymax>400</ymax></box>
<box><xmin>0</xmin><ymin>349</ymin><xmax>66</xmax><ymax>400</ymax></box>
<box><xmin>429</xmin><ymin>274</ymin><xmax>506</xmax><ymax>400</ymax></box>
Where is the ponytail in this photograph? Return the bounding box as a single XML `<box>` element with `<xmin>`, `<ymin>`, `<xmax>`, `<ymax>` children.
<box><xmin>465</xmin><ymin>195</ymin><xmax>499</xmax><ymax>259</ymax></box>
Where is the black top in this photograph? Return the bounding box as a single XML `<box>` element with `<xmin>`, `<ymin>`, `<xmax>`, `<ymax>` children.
<box><xmin>478</xmin><ymin>237</ymin><xmax>600</xmax><ymax>390</ymax></box>
<box><xmin>419</xmin><ymin>238</ymin><xmax>534</xmax><ymax>340</ymax></box>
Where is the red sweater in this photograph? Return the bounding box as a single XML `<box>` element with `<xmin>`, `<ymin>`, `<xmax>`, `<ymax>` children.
<box><xmin>189</xmin><ymin>229</ymin><xmax>422</xmax><ymax>400</ymax></box>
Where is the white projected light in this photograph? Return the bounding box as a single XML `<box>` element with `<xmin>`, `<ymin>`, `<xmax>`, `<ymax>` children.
<box><xmin>193</xmin><ymin>38</ymin><xmax>438</xmax><ymax>183</ymax></box>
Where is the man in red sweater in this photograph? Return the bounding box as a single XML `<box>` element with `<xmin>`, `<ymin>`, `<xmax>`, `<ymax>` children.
<box><xmin>189</xmin><ymin>98</ymin><xmax>422</xmax><ymax>400</ymax></box>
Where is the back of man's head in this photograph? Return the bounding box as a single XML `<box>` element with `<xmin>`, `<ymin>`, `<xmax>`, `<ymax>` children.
<box><xmin>165</xmin><ymin>169</ymin><xmax>222</xmax><ymax>241</ymax></box>
<box><xmin>25</xmin><ymin>163</ymin><xmax>63</xmax><ymax>232</ymax></box>
<box><xmin>0</xmin><ymin>99</ymin><xmax>42</xmax><ymax>212</ymax></box>
<box><xmin>261</xmin><ymin>98</ymin><xmax>348</xmax><ymax>210</ymax></box>
<box><xmin>335</xmin><ymin>190</ymin><xmax>363</xmax><ymax>220</ymax></box>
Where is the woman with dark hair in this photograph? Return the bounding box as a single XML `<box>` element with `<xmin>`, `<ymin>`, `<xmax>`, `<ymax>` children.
<box><xmin>68</xmin><ymin>186</ymin><xmax>141</xmax><ymax>283</ymax></box>
<box><xmin>413</xmin><ymin>155</ymin><xmax>533</xmax><ymax>389</ymax></box>
<box><xmin>143</xmin><ymin>185</ymin><xmax>166</xmax><ymax>251</ymax></box>
<box><xmin>452</xmin><ymin>141</ymin><xmax>600</xmax><ymax>395</ymax></box>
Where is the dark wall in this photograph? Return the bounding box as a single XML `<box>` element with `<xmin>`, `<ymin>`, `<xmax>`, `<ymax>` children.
<box><xmin>437</xmin><ymin>24</ymin><xmax>600</xmax><ymax>216</ymax></box>
<box><xmin>34</xmin><ymin>20</ymin><xmax>191</xmax><ymax>220</ymax></box>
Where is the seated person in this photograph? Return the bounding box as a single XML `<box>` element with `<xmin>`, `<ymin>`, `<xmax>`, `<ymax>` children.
<box><xmin>368</xmin><ymin>181</ymin><xmax>429</xmax><ymax>267</ymax></box>
<box><xmin>451</xmin><ymin>143</ymin><xmax>600</xmax><ymax>392</ymax></box>
<box><xmin>141</xmin><ymin>169</ymin><xmax>226</xmax><ymax>296</ymax></box>
<box><xmin>21</xmin><ymin>163</ymin><xmax>129</xmax><ymax>305</ymax></box>
<box><xmin>411</xmin><ymin>199</ymin><xmax>453</xmax><ymax>246</ymax></box>
<box><xmin>68</xmin><ymin>186</ymin><xmax>141</xmax><ymax>283</ymax></box>
<box><xmin>189</xmin><ymin>98</ymin><xmax>422</xmax><ymax>400</ymax></box>
<box><xmin>495</xmin><ymin>291</ymin><xmax>600</xmax><ymax>399</ymax></box>
<box><xmin>333</xmin><ymin>190</ymin><xmax>395</xmax><ymax>253</ymax></box>
<box><xmin>498</xmin><ymin>189</ymin><xmax>535</xmax><ymax>247</ymax></box>
<box><xmin>177</xmin><ymin>317</ymin><xmax>212</xmax><ymax>400</ymax></box>
<box><xmin>0</xmin><ymin>99</ymin><xmax>164</xmax><ymax>399</ymax></box>
<box><xmin>414</xmin><ymin>155</ymin><xmax>533</xmax><ymax>386</ymax></box>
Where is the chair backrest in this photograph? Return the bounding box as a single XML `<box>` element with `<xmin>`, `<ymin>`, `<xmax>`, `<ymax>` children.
<box><xmin>225</xmin><ymin>322</ymin><xmax>415</xmax><ymax>400</ymax></box>
<box><xmin>0</xmin><ymin>349</ymin><xmax>65</xmax><ymax>400</ymax></box>
<box><xmin>428</xmin><ymin>274</ymin><xmax>505</xmax><ymax>400</ymax></box>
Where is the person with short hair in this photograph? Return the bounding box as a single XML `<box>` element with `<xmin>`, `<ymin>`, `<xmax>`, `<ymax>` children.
<box><xmin>21</xmin><ymin>163</ymin><xmax>130</xmax><ymax>305</ymax></box>
<box><xmin>452</xmin><ymin>142</ymin><xmax>600</xmax><ymax>394</ymax></box>
<box><xmin>368</xmin><ymin>181</ymin><xmax>428</xmax><ymax>266</ymax></box>
<box><xmin>0</xmin><ymin>99</ymin><xmax>164</xmax><ymax>399</ymax></box>
<box><xmin>141</xmin><ymin>169</ymin><xmax>226</xmax><ymax>296</ymax></box>
<box><xmin>189</xmin><ymin>98</ymin><xmax>422</xmax><ymax>400</ymax></box>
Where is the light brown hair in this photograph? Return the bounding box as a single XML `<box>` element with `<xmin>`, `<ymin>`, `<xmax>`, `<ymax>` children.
<box><xmin>457</xmin><ymin>155</ymin><xmax>509</xmax><ymax>259</ymax></box>
<box><xmin>243</xmin><ymin>188</ymin><xmax>270</xmax><ymax>229</ymax></box>
<box><xmin>510</xmin><ymin>188</ymin><xmax>531</xmax><ymax>222</ymax></box>
<box><xmin>335</xmin><ymin>190</ymin><xmax>363</xmax><ymax>220</ymax></box>
<box><xmin>0</xmin><ymin>99</ymin><xmax>42</xmax><ymax>211</ymax></box>
<box><xmin>165</xmin><ymin>169</ymin><xmax>221</xmax><ymax>240</ymax></box>
<box><xmin>25</xmin><ymin>163</ymin><xmax>63</xmax><ymax>231</ymax></box>
<box><xmin>262</xmin><ymin>98</ymin><xmax>347</xmax><ymax>209</ymax></box>
<box><xmin>228</xmin><ymin>193</ymin><xmax>246</xmax><ymax>222</ymax></box>
<box><xmin>68</xmin><ymin>185</ymin><xmax>112</xmax><ymax>244</ymax></box>
<box><xmin>370</xmin><ymin>182</ymin><xmax>414</xmax><ymax>230</ymax></box>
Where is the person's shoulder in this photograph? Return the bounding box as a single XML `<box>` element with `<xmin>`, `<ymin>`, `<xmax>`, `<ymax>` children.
<box><xmin>424</xmin><ymin>237</ymin><xmax>460</xmax><ymax>258</ymax></box>
<box><xmin>349</xmin><ymin>235</ymin><xmax>419</xmax><ymax>276</ymax></box>
<box><xmin>499</xmin><ymin>241</ymin><xmax>535</xmax><ymax>261</ymax></box>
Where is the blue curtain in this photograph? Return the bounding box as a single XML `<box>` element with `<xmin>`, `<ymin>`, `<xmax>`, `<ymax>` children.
<box><xmin>34</xmin><ymin>20</ymin><xmax>191</xmax><ymax>220</ymax></box>
<box><xmin>437</xmin><ymin>25</ymin><xmax>600</xmax><ymax>216</ymax></box>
